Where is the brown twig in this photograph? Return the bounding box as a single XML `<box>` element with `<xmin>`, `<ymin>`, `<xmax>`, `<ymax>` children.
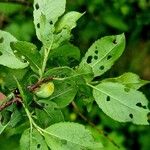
<box><xmin>27</xmin><ymin>77</ymin><xmax>53</xmax><ymax>92</ymax></box>
<box><xmin>72</xmin><ymin>101</ymin><xmax>120</xmax><ymax>149</ymax></box>
<box><xmin>0</xmin><ymin>97</ymin><xmax>22</xmax><ymax>111</ymax></box>
<box><xmin>0</xmin><ymin>0</ymin><xmax>32</xmax><ymax>6</ymax></box>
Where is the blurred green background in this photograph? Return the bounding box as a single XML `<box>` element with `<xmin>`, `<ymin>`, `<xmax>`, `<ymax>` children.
<box><xmin>0</xmin><ymin>0</ymin><xmax>150</xmax><ymax>149</ymax></box>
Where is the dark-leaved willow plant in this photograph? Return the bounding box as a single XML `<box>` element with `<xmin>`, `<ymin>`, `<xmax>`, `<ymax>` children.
<box><xmin>0</xmin><ymin>0</ymin><xmax>150</xmax><ymax>149</ymax></box>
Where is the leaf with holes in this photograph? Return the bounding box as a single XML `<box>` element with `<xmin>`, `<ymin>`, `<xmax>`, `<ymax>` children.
<box><xmin>33</xmin><ymin>0</ymin><xmax>66</xmax><ymax>47</ymax></box>
<box><xmin>56</xmin><ymin>11</ymin><xmax>83</xmax><ymax>33</ymax></box>
<box><xmin>92</xmin><ymin>82</ymin><xmax>150</xmax><ymax>125</ymax></box>
<box><xmin>44</xmin><ymin>122</ymin><xmax>103</xmax><ymax>150</ymax></box>
<box><xmin>20</xmin><ymin>129</ymin><xmax>49</xmax><ymax>150</ymax></box>
<box><xmin>52</xmin><ymin>29</ymin><xmax>71</xmax><ymax>49</ymax></box>
<box><xmin>103</xmin><ymin>72</ymin><xmax>150</xmax><ymax>90</ymax></box>
<box><xmin>52</xmin><ymin>11</ymin><xmax>83</xmax><ymax>49</ymax></box>
<box><xmin>10</xmin><ymin>41</ymin><xmax>42</xmax><ymax>74</ymax></box>
<box><xmin>79</xmin><ymin>33</ymin><xmax>125</xmax><ymax>77</ymax></box>
<box><xmin>0</xmin><ymin>30</ymin><xmax>28</xmax><ymax>69</ymax></box>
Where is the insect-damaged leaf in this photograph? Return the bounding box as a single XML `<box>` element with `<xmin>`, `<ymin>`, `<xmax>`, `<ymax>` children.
<box><xmin>44</xmin><ymin>122</ymin><xmax>103</xmax><ymax>150</ymax></box>
<box><xmin>103</xmin><ymin>72</ymin><xmax>150</xmax><ymax>90</ymax></box>
<box><xmin>0</xmin><ymin>30</ymin><xmax>28</xmax><ymax>69</ymax></box>
<box><xmin>79</xmin><ymin>34</ymin><xmax>125</xmax><ymax>77</ymax></box>
<box><xmin>20</xmin><ymin>129</ymin><xmax>49</xmax><ymax>150</ymax></box>
<box><xmin>93</xmin><ymin>81</ymin><xmax>150</xmax><ymax>125</ymax></box>
<box><xmin>33</xmin><ymin>0</ymin><xmax>66</xmax><ymax>47</ymax></box>
<box><xmin>10</xmin><ymin>41</ymin><xmax>42</xmax><ymax>74</ymax></box>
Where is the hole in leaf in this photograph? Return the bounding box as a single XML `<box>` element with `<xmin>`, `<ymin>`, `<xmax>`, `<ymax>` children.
<box><xmin>148</xmin><ymin>102</ymin><xmax>150</xmax><ymax>109</ymax></box>
<box><xmin>0</xmin><ymin>37</ymin><xmax>4</xmax><ymax>43</ymax></box>
<box><xmin>124</xmin><ymin>87</ymin><xmax>130</xmax><ymax>92</ymax></box>
<box><xmin>94</xmin><ymin>55</ymin><xmax>98</xmax><ymax>60</ymax></box>
<box><xmin>107</xmin><ymin>55</ymin><xmax>112</xmax><ymax>60</ymax></box>
<box><xmin>95</xmin><ymin>50</ymin><xmax>98</xmax><ymax>54</ymax></box>
<box><xmin>147</xmin><ymin>112</ymin><xmax>150</xmax><ymax>124</ymax></box>
<box><xmin>37</xmin><ymin>23</ymin><xmax>40</xmax><ymax>28</ymax></box>
<box><xmin>87</xmin><ymin>56</ymin><xmax>93</xmax><ymax>63</ymax></box>
<box><xmin>136</xmin><ymin>102</ymin><xmax>147</xmax><ymax>109</ymax></box>
<box><xmin>113</xmin><ymin>38</ymin><xmax>117</xmax><ymax>44</ymax></box>
<box><xmin>106</xmin><ymin>96</ymin><xmax>110</xmax><ymax>101</ymax></box>
<box><xmin>136</xmin><ymin>102</ymin><xmax>142</xmax><ymax>107</ymax></box>
<box><xmin>99</xmin><ymin>66</ymin><xmax>104</xmax><ymax>70</ymax></box>
<box><xmin>37</xmin><ymin>144</ymin><xmax>41</xmax><ymax>148</ymax></box>
<box><xmin>129</xmin><ymin>113</ymin><xmax>133</xmax><ymax>119</ymax></box>
<box><xmin>49</xmin><ymin>21</ymin><xmax>53</xmax><ymax>25</ymax></box>
<box><xmin>147</xmin><ymin>112</ymin><xmax>150</xmax><ymax>118</ymax></box>
<box><xmin>143</xmin><ymin>106</ymin><xmax>147</xmax><ymax>109</ymax></box>
<box><xmin>95</xmin><ymin>46</ymin><xmax>97</xmax><ymax>49</ymax></box>
<box><xmin>0</xmin><ymin>51</ymin><xmax>2</xmax><ymax>56</ymax></box>
<box><xmin>35</xmin><ymin>3</ymin><xmax>39</xmax><ymax>10</ymax></box>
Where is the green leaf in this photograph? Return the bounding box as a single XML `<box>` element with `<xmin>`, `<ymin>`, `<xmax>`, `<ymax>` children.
<box><xmin>48</xmin><ymin>43</ymin><xmax>80</xmax><ymax>67</ymax></box>
<box><xmin>44</xmin><ymin>122</ymin><xmax>103</xmax><ymax>150</ymax></box>
<box><xmin>53</xmin><ymin>11</ymin><xmax>83</xmax><ymax>49</ymax></box>
<box><xmin>33</xmin><ymin>0</ymin><xmax>66</xmax><ymax>46</ymax></box>
<box><xmin>20</xmin><ymin>129</ymin><xmax>49</xmax><ymax>150</ymax></box>
<box><xmin>79</xmin><ymin>34</ymin><xmax>125</xmax><ymax>77</ymax></box>
<box><xmin>44</xmin><ymin>66</ymin><xmax>75</xmax><ymax>79</ymax></box>
<box><xmin>49</xmin><ymin>80</ymin><xmax>77</xmax><ymax>108</ymax></box>
<box><xmin>52</xmin><ymin>29</ymin><xmax>70</xmax><ymax>49</ymax></box>
<box><xmin>35</xmin><ymin>100</ymin><xmax>64</xmax><ymax>128</ymax></box>
<box><xmin>44</xmin><ymin>66</ymin><xmax>85</xmax><ymax>83</ymax></box>
<box><xmin>9</xmin><ymin>109</ymin><xmax>22</xmax><ymax>127</ymax></box>
<box><xmin>56</xmin><ymin>11</ymin><xmax>83</xmax><ymax>32</ymax></box>
<box><xmin>44</xmin><ymin>67</ymin><xmax>93</xmax><ymax>107</ymax></box>
<box><xmin>76</xmin><ymin>63</ymin><xmax>94</xmax><ymax>82</ymax></box>
<box><xmin>92</xmin><ymin>81</ymin><xmax>150</xmax><ymax>125</ymax></box>
<box><xmin>10</xmin><ymin>41</ymin><xmax>42</xmax><ymax>74</ymax></box>
<box><xmin>0</xmin><ymin>121</ymin><xmax>9</xmax><ymax>134</ymax></box>
<box><xmin>0</xmin><ymin>66</ymin><xmax>27</xmax><ymax>89</ymax></box>
<box><xmin>103</xmin><ymin>72</ymin><xmax>150</xmax><ymax>90</ymax></box>
<box><xmin>14</xmin><ymin>77</ymin><xmax>30</xmax><ymax>105</ymax></box>
<box><xmin>0</xmin><ymin>30</ymin><xmax>28</xmax><ymax>69</ymax></box>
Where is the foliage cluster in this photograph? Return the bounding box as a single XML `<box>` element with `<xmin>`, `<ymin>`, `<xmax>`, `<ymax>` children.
<box><xmin>0</xmin><ymin>0</ymin><xmax>150</xmax><ymax>149</ymax></box>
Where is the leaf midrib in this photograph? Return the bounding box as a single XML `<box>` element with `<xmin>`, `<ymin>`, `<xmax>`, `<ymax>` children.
<box><xmin>93</xmin><ymin>85</ymin><xmax>144</xmax><ymax>112</ymax></box>
<box><xmin>91</xmin><ymin>35</ymin><xmax>123</xmax><ymax>68</ymax></box>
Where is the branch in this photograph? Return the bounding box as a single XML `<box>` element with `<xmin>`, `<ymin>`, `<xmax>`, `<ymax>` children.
<box><xmin>0</xmin><ymin>97</ymin><xmax>22</xmax><ymax>111</ymax></box>
<box><xmin>0</xmin><ymin>0</ymin><xmax>32</xmax><ymax>6</ymax></box>
<box><xmin>72</xmin><ymin>101</ymin><xmax>120</xmax><ymax>149</ymax></box>
<box><xmin>27</xmin><ymin>77</ymin><xmax>53</xmax><ymax>92</ymax></box>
